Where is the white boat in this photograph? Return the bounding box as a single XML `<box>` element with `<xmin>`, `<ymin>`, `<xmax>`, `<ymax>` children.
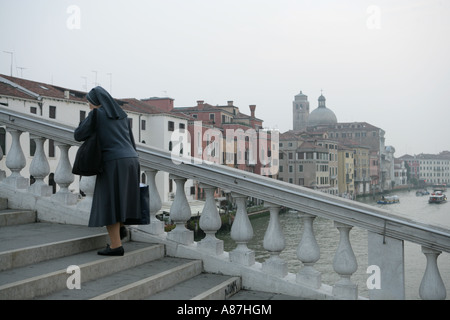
<box><xmin>428</xmin><ymin>191</ymin><xmax>447</xmax><ymax>204</ymax></box>
<box><xmin>377</xmin><ymin>195</ymin><xmax>399</xmax><ymax>204</ymax></box>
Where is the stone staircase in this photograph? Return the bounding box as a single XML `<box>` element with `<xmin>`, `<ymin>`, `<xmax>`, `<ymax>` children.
<box><xmin>0</xmin><ymin>200</ymin><xmax>245</xmax><ymax>300</ymax></box>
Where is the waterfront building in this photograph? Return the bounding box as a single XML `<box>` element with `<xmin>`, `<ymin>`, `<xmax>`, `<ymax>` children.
<box><xmin>351</xmin><ymin>145</ymin><xmax>371</xmax><ymax>195</ymax></box>
<box><xmin>399</xmin><ymin>154</ymin><xmax>420</xmax><ymax>183</ymax></box>
<box><xmin>0</xmin><ymin>74</ymin><xmax>277</xmax><ymax>204</ymax></box>
<box><xmin>337</xmin><ymin>145</ymin><xmax>355</xmax><ymax>197</ymax></box>
<box><xmin>291</xmin><ymin>90</ymin><xmax>392</xmax><ymax>193</ymax></box>
<box><xmin>399</xmin><ymin>152</ymin><xmax>450</xmax><ymax>186</ymax></box>
<box><xmin>278</xmin><ymin>130</ymin><xmax>338</xmax><ymax>195</ymax></box>
<box><xmin>394</xmin><ymin>158</ymin><xmax>408</xmax><ymax>188</ymax></box>
<box><xmin>171</xmin><ymin>100</ymin><xmax>275</xmax><ymax>177</ymax></box>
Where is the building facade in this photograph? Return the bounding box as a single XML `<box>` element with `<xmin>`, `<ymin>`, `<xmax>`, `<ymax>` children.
<box><xmin>0</xmin><ymin>75</ymin><xmax>193</xmax><ymax>203</ymax></box>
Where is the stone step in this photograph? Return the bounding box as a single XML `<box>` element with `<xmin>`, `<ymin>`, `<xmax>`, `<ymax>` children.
<box><xmin>0</xmin><ymin>222</ymin><xmax>110</xmax><ymax>271</ymax></box>
<box><xmin>0</xmin><ymin>209</ymin><xmax>36</xmax><ymax>227</ymax></box>
<box><xmin>37</xmin><ymin>256</ymin><xmax>202</xmax><ymax>300</ymax></box>
<box><xmin>0</xmin><ymin>208</ymin><xmax>245</xmax><ymax>301</ymax></box>
<box><xmin>0</xmin><ymin>242</ymin><xmax>165</xmax><ymax>300</ymax></box>
<box><xmin>146</xmin><ymin>273</ymin><xmax>241</xmax><ymax>300</ymax></box>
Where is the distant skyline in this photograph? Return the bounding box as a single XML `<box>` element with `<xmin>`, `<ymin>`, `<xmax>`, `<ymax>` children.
<box><xmin>1</xmin><ymin>0</ymin><xmax>449</xmax><ymax>157</ymax></box>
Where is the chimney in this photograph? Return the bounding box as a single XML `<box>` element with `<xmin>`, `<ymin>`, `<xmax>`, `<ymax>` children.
<box><xmin>227</xmin><ymin>101</ymin><xmax>233</xmax><ymax>107</ymax></box>
<box><xmin>64</xmin><ymin>90</ymin><xmax>70</xmax><ymax>99</ymax></box>
<box><xmin>197</xmin><ymin>100</ymin><xmax>204</xmax><ymax>108</ymax></box>
<box><xmin>249</xmin><ymin>105</ymin><xmax>256</xmax><ymax>118</ymax></box>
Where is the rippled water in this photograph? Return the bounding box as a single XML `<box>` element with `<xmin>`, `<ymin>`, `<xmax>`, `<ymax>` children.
<box><xmin>217</xmin><ymin>189</ymin><xmax>450</xmax><ymax>299</ymax></box>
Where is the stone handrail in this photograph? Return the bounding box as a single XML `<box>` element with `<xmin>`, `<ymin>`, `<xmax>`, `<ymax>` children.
<box><xmin>0</xmin><ymin>106</ymin><xmax>448</xmax><ymax>300</ymax></box>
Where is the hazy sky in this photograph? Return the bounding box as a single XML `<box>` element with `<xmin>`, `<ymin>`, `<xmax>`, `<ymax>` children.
<box><xmin>1</xmin><ymin>0</ymin><xmax>449</xmax><ymax>156</ymax></box>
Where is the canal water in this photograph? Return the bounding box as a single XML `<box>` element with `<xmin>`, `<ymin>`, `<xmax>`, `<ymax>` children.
<box><xmin>217</xmin><ymin>189</ymin><xmax>450</xmax><ymax>299</ymax></box>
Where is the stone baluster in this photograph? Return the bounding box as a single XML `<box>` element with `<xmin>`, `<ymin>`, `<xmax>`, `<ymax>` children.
<box><xmin>3</xmin><ymin>129</ymin><xmax>28</xmax><ymax>189</ymax></box>
<box><xmin>419</xmin><ymin>246</ymin><xmax>447</xmax><ymax>300</ymax></box>
<box><xmin>51</xmin><ymin>142</ymin><xmax>77</xmax><ymax>205</ymax></box>
<box><xmin>296</xmin><ymin>212</ymin><xmax>321</xmax><ymax>288</ymax></box>
<box><xmin>332</xmin><ymin>221</ymin><xmax>358</xmax><ymax>299</ymax></box>
<box><xmin>230</xmin><ymin>193</ymin><xmax>254</xmax><ymax>266</ymax></box>
<box><xmin>140</xmin><ymin>169</ymin><xmax>164</xmax><ymax>235</ymax></box>
<box><xmin>76</xmin><ymin>175</ymin><xmax>96</xmax><ymax>212</ymax></box>
<box><xmin>198</xmin><ymin>183</ymin><xmax>224</xmax><ymax>255</ymax></box>
<box><xmin>262</xmin><ymin>202</ymin><xmax>287</xmax><ymax>277</ymax></box>
<box><xmin>28</xmin><ymin>136</ymin><xmax>52</xmax><ymax>197</ymax></box>
<box><xmin>167</xmin><ymin>175</ymin><xmax>193</xmax><ymax>245</ymax></box>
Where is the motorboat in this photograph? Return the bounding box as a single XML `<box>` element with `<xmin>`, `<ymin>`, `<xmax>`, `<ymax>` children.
<box><xmin>377</xmin><ymin>195</ymin><xmax>400</xmax><ymax>204</ymax></box>
<box><xmin>428</xmin><ymin>191</ymin><xmax>447</xmax><ymax>204</ymax></box>
<box><xmin>416</xmin><ymin>189</ymin><xmax>429</xmax><ymax>196</ymax></box>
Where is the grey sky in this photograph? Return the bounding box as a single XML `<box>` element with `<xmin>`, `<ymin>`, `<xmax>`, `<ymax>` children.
<box><xmin>1</xmin><ymin>0</ymin><xmax>449</xmax><ymax>156</ymax></box>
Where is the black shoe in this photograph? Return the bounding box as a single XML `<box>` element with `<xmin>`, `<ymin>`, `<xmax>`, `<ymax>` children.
<box><xmin>97</xmin><ymin>244</ymin><xmax>124</xmax><ymax>256</ymax></box>
<box><xmin>120</xmin><ymin>226</ymin><xmax>127</xmax><ymax>240</ymax></box>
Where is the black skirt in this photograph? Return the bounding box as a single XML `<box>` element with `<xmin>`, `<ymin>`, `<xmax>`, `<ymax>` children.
<box><xmin>88</xmin><ymin>157</ymin><xmax>141</xmax><ymax>227</ymax></box>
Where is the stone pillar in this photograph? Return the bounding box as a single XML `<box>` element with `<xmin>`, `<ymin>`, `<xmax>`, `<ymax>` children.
<box><xmin>3</xmin><ymin>129</ymin><xmax>28</xmax><ymax>189</ymax></box>
<box><xmin>332</xmin><ymin>221</ymin><xmax>358</xmax><ymax>299</ymax></box>
<box><xmin>230</xmin><ymin>193</ymin><xmax>254</xmax><ymax>266</ymax></box>
<box><xmin>262</xmin><ymin>202</ymin><xmax>287</xmax><ymax>277</ymax></box>
<box><xmin>51</xmin><ymin>142</ymin><xmax>77</xmax><ymax>205</ymax></box>
<box><xmin>139</xmin><ymin>169</ymin><xmax>164</xmax><ymax>235</ymax></box>
<box><xmin>198</xmin><ymin>184</ymin><xmax>224</xmax><ymax>255</ymax></box>
<box><xmin>28</xmin><ymin>136</ymin><xmax>52</xmax><ymax>197</ymax></box>
<box><xmin>167</xmin><ymin>175</ymin><xmax>193</xmax><ymax>245</ymax></box>
<box><xmin>297</xmin><ymin>212</ymin><xmax>321</xmax><ymax>288</ymax></box>
<box><xmin>419</xmin><ymin>246</ymin><xmax>447</xmax><ymax>300</ymax></box>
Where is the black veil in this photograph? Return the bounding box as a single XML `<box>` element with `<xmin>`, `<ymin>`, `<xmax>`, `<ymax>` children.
<box><xmin>86</xmin><ymin>86</ymin><xmax>127</xmax><ymax>120</ymax></box>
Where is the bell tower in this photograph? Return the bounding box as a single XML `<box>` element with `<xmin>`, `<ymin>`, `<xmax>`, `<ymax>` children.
<box><xmin>293</xmin><ymin>91</ymin><xmax>310</xmax><ymax>131</ymax></box>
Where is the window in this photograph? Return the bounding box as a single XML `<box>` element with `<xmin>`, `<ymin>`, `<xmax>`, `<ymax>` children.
<box><xmin>49</xmin><ymin>106</ymin><xmax>56</xmax><ymax>119</ymax></box>
<box><xmin>179</xmin><ymin>123</ymin><xmax>185</xmax><ymax>131</ymax></box>
<box><xmin>168</xmin><ymin>121</ymin><xmax>174</xmax><ymax>131</ymax></box>
<box><xmin>30</xmin><ymin>107</ymin><xmax>37</xmax><ymax>114</ymax></box>
<box><xmin>209</xmin><ymin>114</ymin><xmax>215</xmax><ymax>122</ymax></box>
<box><xmin>141</xmin><ymin>119</ymin><xmax>146</xmax><ymax>130</ymax></box>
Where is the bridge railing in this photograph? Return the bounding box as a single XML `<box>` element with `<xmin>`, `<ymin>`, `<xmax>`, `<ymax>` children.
<box><xmin>0</xmin><ymin>107</ymin><xmax>449</xmax><ymax>300</ymax></box>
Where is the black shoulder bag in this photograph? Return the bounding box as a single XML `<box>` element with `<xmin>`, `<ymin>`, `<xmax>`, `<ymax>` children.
<box><xmin>72</xmin><ymin>108</ymin><xmax>103</xmax><ymax>176</ymax></box>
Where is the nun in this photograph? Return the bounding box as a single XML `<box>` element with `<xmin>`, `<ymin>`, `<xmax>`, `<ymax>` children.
<box><xmin>75</xmin><ymin>86</ymin><xmax>140</xmax><ymax>256</ymax></box>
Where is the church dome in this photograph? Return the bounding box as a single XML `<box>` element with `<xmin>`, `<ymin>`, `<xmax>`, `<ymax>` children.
<box><xmin>308</xmin><ymin>94</ymin><xmax>337</xmax><ymax>127</ymax></box>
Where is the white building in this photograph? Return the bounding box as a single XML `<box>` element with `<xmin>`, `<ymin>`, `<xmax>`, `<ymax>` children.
<box><xmin>0</xmin><ymin>74</ymin><xmax>192</xmax><ymax>203</ymax></box>
<box><xmin>416</xmin><ymin>153</ymin><xmax>450</xmax><ymax>186</ymax></box>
